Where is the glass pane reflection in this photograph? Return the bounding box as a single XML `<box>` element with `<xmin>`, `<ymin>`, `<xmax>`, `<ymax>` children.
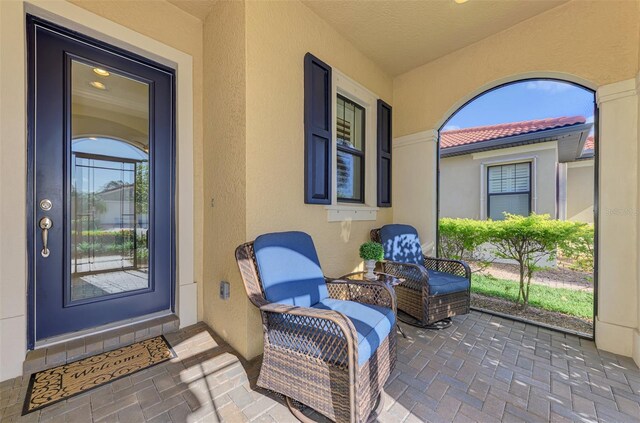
<box><xmin>70</xmin><ymin>60</ymin><xmax>150</xmax><ymax>301</ymax></box>
<box><xmin>337</xmin><ymin>151</ymin><xmax>363</xmax><ymax>201</ymax></box>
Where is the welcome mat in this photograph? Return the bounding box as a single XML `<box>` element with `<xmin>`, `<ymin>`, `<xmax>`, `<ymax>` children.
<box><xmin>23</xmin><ymin>335</ymin><xmax>175</xmax><ymax>414</ymax></box>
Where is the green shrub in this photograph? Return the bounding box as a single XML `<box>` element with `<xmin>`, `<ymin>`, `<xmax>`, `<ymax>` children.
<box><xmin>72</xmin><ymin>229</ymin><xmax>133</xmax><ymax>245</ymax></box>
<box><xmin>71</xmin><ymin>229</ymin><xmax>147</xmax><ymax>251</ymax></box>
<box><xmin>76</xmin><ymin>242</ymin><xmax>107</xmax><ymax>256</ymax></box>
<box><xmin>438</xmin><ymin>218</ymin><xmax>492</xmax><ymax>261</ymax></box>
<box><xmin>438</xmin><ymin>214</ymin><xmax>594</xmax><ymax>309</ymax></box>
<box><xmin>76</xmin><ymin>242</ymin><xmax>92</xmax><ymax>255</ymax></box>
<box><xmin>136</xmin><ymin>248</ymin><xmax>149</xmax><ymax>260</ymax></box>
<box><xmin>73</xmin><ymin>234</ymin><xmax>143</xmax><ymax>258</ymax></box>
<box><xmin>488</xmin><ymin>214</ymin><xmax>585</xmax><ymax>308</ymax></box>
<box><xmin>558</xmin><ymin>223</ymin><xmax>595</xmax><ymax>272</ymax></box>
<box><xmin>359</xmin><ymin>241</ymin><xmax>384</xmax><ymax>261</ymax></box>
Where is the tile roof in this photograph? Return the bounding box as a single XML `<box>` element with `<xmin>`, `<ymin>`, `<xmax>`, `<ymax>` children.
<box><xmin>583</xmin><ymin>135</ymin><xmax>595</xmax><ymax>151</ymax></box>
<box><xmin>441</xmin><ymin>116</ymin><xmax>587</xmax><ymax>149</ymax></box>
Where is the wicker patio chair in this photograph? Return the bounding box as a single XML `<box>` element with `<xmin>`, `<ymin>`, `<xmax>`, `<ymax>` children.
<box><xmin>371</xmin><ymin>224</ymin><xmax>471</xmax><ymax>327</ymax></box>
<box><xmin>235</xmin><ymin>231</ymin><xmax>397</xmax><ymax>423</ymax></box>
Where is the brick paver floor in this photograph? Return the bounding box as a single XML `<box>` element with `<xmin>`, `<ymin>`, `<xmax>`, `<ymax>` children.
<box><xmin>1</xmin><ymin>311</ymin><xmax>639</xmax><ymax>422</ymax></box>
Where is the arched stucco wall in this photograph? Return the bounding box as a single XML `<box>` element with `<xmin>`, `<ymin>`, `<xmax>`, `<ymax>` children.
<box><xmin>393</xmin><ymin>0</ymin><xmax>638</xmax><ymax>137</ymax></box>
<box><xmin>435</xmin><ymin>73</ymin><xmax>596</xmax><ymax>131</ymax></box>
<box><xmin>391</xmin><ymin>0</ymin><xmax>640</xmax><ymax>361</ymax></box>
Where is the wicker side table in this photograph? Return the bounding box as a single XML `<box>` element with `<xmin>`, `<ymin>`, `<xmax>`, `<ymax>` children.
<box><xmin>340</xmin><ymin>271</ymin><xmax>406</xmax><ymax>338</ymax></box>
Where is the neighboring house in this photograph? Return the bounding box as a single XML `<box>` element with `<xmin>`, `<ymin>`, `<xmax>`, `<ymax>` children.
<box><xmin>439</xmin><ymin>116</ymin><xmax>595</xmax><ymax>223</ymax></box>
<box><xmin>96</xmin><ymin>183</ymin><xmax>136</xmax><ymax>230</ymax></box>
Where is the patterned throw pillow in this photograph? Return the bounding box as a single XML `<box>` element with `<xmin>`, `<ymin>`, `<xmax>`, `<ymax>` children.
<box><xmin>379</xmin><ymin>224</ymin><xmax>424</xmax><ymax>266</ymax></box>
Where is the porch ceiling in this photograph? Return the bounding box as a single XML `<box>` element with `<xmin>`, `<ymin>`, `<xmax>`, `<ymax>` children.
<box><xmin>302</xmin><ymin>0</ymin><xmax>568</xmax><ymax>76</ymax></box>
<box><xmin>167</xmin><ymin>0</ymin><xmax>217</xmax><ymax>21</ymax></box>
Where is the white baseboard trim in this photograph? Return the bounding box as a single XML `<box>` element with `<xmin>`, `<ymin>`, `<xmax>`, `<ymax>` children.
<box><xmin>633</xmin><ymin>329</ymin><xmax>640</xmax><ymax>367</ymax></box>
<box><xmin>595</xmin><ymin>317</ymin><xmax>634</xmax><ymax>357</ymax></box>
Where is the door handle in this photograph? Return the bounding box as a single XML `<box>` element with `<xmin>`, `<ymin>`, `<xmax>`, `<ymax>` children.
<box><xmin>39</xmin><ymin>217</ymin><xmax>53</xmax><ymax>258</ymax></box>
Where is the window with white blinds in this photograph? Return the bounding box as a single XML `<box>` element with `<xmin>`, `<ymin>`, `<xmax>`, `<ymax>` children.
<box><xmin>487</xmin><ymin>162</ymin><xmax>531</xmax><ymax>220</ymax></box>
<box><xmin>336</xmin><ymin>95</ymin><xmax>365</xmax><ymax>203</ymax></box>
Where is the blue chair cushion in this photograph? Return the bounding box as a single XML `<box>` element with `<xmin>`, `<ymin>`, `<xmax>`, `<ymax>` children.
<box><xmin>313</xmin><ymin>298</ymin><xmax>395</xmax><ymax>366</ymax></box>
<box><xmin>254</xmin><ymin>231</ymin><xmax>329</xmax><ymax>307</ymax></box>
<box><xmin>427</xmin><ymin>270</ymin><xmax>470</xmax><ymax>296</ymax></box>
<box><xmin>379</xmin><ymin>224</ymin><xmax>424</xmax><ymax>266</ymax></box>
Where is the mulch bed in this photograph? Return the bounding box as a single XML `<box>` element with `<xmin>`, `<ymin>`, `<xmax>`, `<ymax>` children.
<box><xmin>469</xmin><ymin>260</ymin><xmax>593</xmax><ymax>291</ymax></box>
<box><xmin>471</xmin><ymin>293</ymin><xmax>593</xmax><ymax>335</ymax></box>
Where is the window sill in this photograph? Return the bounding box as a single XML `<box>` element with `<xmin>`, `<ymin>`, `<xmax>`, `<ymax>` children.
<box><xmin>325</xmin><ymin>204</ymin><xmax>378</xmax><ymax>222</ymax></box>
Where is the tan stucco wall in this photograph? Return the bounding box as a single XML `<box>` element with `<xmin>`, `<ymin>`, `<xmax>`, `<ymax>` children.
<box><xmin>392</xmin><ymin>0</ymin><xmax>640</xmax><ymax>358</ymax></box>
<box><xmin>240</xmin><ymin>0</ymin><xmax>394</xmax><ymax>358</ymax></box>
<box><xmin>440</xmin><ymin>154</ymin><xmax>482</xmax><ymax>219</ymax></box>
<box><xmin>440</xmin><ymin>144</ymin><xmax>558</xmax><ymax>220</ymax></box>
<box><xmin>202</xmin><ymin>0</ymin><xmax>252</xmax><ymax>359</ymax></box>
<box><xmin>198</xmin><ymin>0</ymin><xmax>395</xmax><ymax>360</ymax></box>
<box><xmin>0</xmin><ymin>0</ymin><xmax>28</xmax><ymax>381</ymax></box>
<box><xmin>394</xmin><ymin>1</ymin><xmax>638</xmax><ymax>137</ymax></box>
<box><xmin>69</xmin><ymin>0</ymin><xmax>205</xmax><ymax>321</ymax></box>
<box><xmin>567</xmin><ymin>161</ymin><xmax>595</xmax><ymax>223</ymax></box>
<box><xmin>245</xmin><ymin>0</ymin><xmax>393</xmax><ymax>271</ymax></box>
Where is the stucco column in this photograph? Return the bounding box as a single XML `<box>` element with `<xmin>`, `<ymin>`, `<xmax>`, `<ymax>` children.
<box><xmin>595</xmin><ymin>78</ymin><xmax>639</xmax><ymax>359</ymax></box>
<box><xmin>636</xmin><ymin>73</ymin><xmax>640</xmax><ymax>367</ymax></box>
<box><xmin>0</xmin><ymin>0</ymin><xmax>27</xmax><ymax>382</ymax></box>
<box><xmin>392</xmin><ymin>129</ymin><xmax>438</xmax><ymax>255</ymax></box>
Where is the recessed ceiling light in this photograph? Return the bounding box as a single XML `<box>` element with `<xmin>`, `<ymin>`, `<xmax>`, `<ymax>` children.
<box><xmin>454</xmin><ymin>0</ymin><xmax>469</xmax><ymax>3</ymax></box>
<box><xmin>90</xmin><ymin>81</ymin><xmax>106</xmax><ymax>90</ymax></box>
<box><xmin>93</xmin><ymin>68</ymin><xmax>110</xmax><ymax>77</ymax></box>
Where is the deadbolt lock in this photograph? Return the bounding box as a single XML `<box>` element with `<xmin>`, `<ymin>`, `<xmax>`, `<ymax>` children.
<box><xmin>40</xmin><ymin>199</ymin><xmax>52</xmax><ymax>211</ymax></box>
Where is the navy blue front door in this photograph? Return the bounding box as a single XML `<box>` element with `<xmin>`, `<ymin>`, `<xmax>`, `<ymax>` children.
<box><xmin>28</xmin><ymin>17</ymin><xmax>175</xmax><ymax>342</ymax></box>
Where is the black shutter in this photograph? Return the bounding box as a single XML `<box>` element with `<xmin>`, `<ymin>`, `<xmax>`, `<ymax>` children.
<box><xmin>304</xmin><ymin>53</ymin><xmax>332</xmax><ymax>204</ymax></box>
<box><xmin>377</xmin><ymin>99</ymin><xmax>392</xmax><ymax>207</ymax></box>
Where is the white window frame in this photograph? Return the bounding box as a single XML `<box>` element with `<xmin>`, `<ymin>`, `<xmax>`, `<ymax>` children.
<box><xmin>325</xmin><ymin>69</ymin><xmax>379</xmax><ymax>222</ymax></box>
<box><xmin>479</xmin><ymin>156</ymin><xmax>538</xmax><ymax>220</ymax></box>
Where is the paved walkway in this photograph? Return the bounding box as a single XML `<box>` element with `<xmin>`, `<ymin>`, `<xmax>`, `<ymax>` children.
<box><xmin>72</xmin><ymin>269</ymin><xmax>148</xmax><ymax>301</ymax></box>
<box><xmin>1</xmin><ymin>311</ymin><xmax>639</xmax><ymax>422</ymax></box>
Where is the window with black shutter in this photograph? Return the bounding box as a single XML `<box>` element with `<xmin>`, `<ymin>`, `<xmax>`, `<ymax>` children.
<box><xmin>336</xmin><ymin>95</ymin><xmax>365</xmax><ymax>203</ymax></box>
<box><xmin>304</xmin><ymin>53</ymin><xmax>332</xmax><ymax>204</ymax></box>
<box><xmin>377</xmin><ymin>100</ymin><xmax>392</xmax><ymax>207</ymax></box>
<box><xmin>304</xmin><ymin>52</ymin><xmax>392</xmax><ymax>218</ymax></box>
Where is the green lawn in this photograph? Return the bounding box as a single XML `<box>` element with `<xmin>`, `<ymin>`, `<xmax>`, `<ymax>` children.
<box><xmin>471</xmin><ymin>274</ymin><xmax>594</xmax><ymax>319</ymax></box>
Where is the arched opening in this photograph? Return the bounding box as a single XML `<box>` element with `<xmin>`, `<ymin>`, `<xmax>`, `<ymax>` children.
<box><xmin>437</xmin><ymin>78</ymin><xmax>597</xmax><ymax>338</ymax></box>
